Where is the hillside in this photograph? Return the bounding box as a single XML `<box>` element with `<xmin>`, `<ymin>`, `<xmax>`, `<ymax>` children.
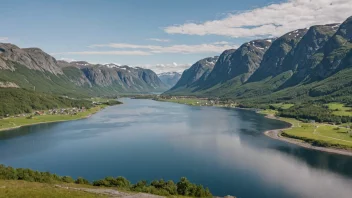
<box><xmin>166</xmin><ymin>56</ymin><xmax>218</xmax><ymax>94</ymax></box>
<box><xmin>0</xmin><ymin>44</ymin><xmax>168</xmax><ymax>97</ymax></box>
<box><xmin>0</xmin><ymin>88</ymin><xmax>94</xmax><ymax>117</ymax></box>
<box><xmin>164</xmin><ymin>16</ymin><xmax>352</xmax><ymax>104</ymax></box>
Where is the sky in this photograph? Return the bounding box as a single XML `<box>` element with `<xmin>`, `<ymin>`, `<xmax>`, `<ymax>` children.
<box><xmin>1</xmin><ymin>0</ymin><xmax>352</xmax><ymax>73</ymax></box>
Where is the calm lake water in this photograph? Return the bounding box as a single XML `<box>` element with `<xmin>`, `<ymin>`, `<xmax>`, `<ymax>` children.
<box><xmin>0</xmin><ymin>98</ymin><xmax>352</xmax><ymax>198</ymax></box>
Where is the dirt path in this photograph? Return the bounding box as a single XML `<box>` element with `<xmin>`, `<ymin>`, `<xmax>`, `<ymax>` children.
<box><xmin>313</xmin><ymin>125</ymin><xmax>352</xmax><ymax>143</ymax></box>
<box><xmin>55</xmin><ymin>185</ymin><xmax>165</xmax><ymax>198</ymax></box>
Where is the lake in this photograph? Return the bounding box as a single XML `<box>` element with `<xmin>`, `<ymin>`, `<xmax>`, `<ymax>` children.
<box><xmin>0</xmin><ymin>98</ymin><xmax>351</xmax><ymax>198</ymax></box>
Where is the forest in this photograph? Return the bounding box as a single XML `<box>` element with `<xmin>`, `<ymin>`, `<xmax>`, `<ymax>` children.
<box><xmin>0</xmin><ymin>88</ymin><xmax>93</xmax><ymax>117</ymax></box>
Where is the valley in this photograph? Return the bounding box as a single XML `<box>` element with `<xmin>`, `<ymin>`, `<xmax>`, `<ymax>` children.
<box><xmin>0</xmin><ymin>2</ymin><xmax>352</xmax><ymax>197</ymax></box>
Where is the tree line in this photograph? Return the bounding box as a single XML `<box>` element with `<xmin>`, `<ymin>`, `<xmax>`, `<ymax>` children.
<box><xmin>277</xmin><ymin>104</ymin><xmax>352</xmax><ymax>124</ymax></box>
<box><xmin>0</xmin><ymin>164</ymin><xmax>212</xmax><ymax>197</ymax></box>
<box><xmin>0</xmin><ymin>88</ymin><xmax>93</xmax><ymax>117</ymax></box>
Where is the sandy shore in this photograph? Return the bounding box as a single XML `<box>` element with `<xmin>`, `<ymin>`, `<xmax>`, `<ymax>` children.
<box><xmin>263</xmin><ymin>115</ymin><xmax>352</xmax><ymax>157</ymax></box>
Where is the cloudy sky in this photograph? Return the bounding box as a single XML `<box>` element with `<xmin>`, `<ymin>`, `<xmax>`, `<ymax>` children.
<box><xmin>1</xmin><ymin>0</ymin><xmax>351</xmax><ymax>73</ymax></box>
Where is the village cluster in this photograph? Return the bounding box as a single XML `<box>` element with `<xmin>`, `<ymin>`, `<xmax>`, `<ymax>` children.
<box><xmin>4</xmin><ymin>107</ymin><xmax>87</xmax><ymax>118</ymax></box>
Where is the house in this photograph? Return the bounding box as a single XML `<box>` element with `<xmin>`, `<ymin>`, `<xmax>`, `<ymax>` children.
<box><xmin>34</xmin><ymin>111</ymin><xmax>44</xmax><ymax>116</ymax></box>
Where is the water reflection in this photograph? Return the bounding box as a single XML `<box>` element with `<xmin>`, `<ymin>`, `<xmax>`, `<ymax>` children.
<box><xmin>0</xmin><ymin>98</ymin><xmax>351</xmax><ymax>198</ymax></box>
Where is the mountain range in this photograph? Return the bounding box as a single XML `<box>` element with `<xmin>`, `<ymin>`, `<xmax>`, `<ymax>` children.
<box><xmin>164</xmin><ymin>16</ymin><xmax>352</xmax><ymax>104</ymax></box>
<box><xmin>0</xmin><ymin>44</ymin><xmax>168</xmax><ymax>97</ymax></box>
<box><xmin>1</xmin><ymin>15</ymin><xmax>351</xmax><ymax>103</ymax></box>
<box><xmin>157</xmin><ymin>72</ymin><xmax>182</xmax><ymax>88</ymax></box>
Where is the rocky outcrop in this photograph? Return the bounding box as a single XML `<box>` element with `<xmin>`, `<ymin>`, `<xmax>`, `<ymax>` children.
<box><xmin>0</xmin><ymin>82</ymin><xmax>19</xmax><ymax>88</ymax></box>
<box><xmin>204</xmin><ymin>39</ymin><xmax>273</xmax><ymax>87</ymax></box>
<box><xmin>248</xmin><ymin>29</ymin><xmax>308</xmax><ymax>82</ymax></box>
<box><xmin>0</xmin><ymin>43</ymin><xmax>62</xmax><ymax>74</ymax></box>
<box><xmin>166</xmin><ymin>56</ymin><xmax>218</xmax><ymax>93</ymax></box>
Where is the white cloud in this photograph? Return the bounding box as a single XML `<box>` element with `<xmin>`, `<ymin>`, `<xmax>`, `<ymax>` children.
<box><xmin>148</xmin><ymin>38</ymin><xmax>170</xmax><ymax>42</ymax></box>
<box><xmin>164</xmin><ymin>0</ymin><xmax>352</xmax><ymax>38</ymax></box>
<box><xmin>0</xmin><ymin>37</ymin><xmax>9</xmax><ymax>42</ymax></box>
<box><xmin>139</xmin><ymin>62</ymin><xmax>192</xmax><ymax>74</ymax></box>
<box><xmin>52</xmin><ymin>50</ymin><xmax>152</xmax><ymax>56</ymax></box>
<box><xmin>89</xmin><ymin>42</ymin><xmax>238</xmax><ymax>54</ymax></box>
<box><xmin>59</xmin><ymin>57</ymin><xmax>77</xmax><ymax>62</ymax></box>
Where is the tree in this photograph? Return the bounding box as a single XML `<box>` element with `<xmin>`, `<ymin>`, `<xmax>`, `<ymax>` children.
<box><xmin>75</xmin><ymin>177</ymin><xmax>90</xmax><ymax>185</ymax></box>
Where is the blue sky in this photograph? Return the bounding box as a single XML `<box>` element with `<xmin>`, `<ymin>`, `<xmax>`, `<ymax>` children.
<box><xmin>1</xmin><ymin>0</ymin><xmax>351</xmax><ymax>73</ymax></box>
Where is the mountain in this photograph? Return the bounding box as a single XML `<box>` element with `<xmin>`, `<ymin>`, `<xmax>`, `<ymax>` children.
<box><xmin>248</xmin><ymin>28</ymin><xmax>308</xmax><ymax>82</ymax></box>
<box><xmin>205</xmin><ymin>39</ymin><xmax>273</xmax><ymax>86</ymax></box>
<box><xmin>277</xmin><ymin>23</ymin><xmax>340</xmax><ymax>88</ymax></box>
<box><xmin>158</xmin><ymin>72</ymin><xmax>182</xmax><ymax>88</ymax></box>
<box><xmin>165</xmin><ymin>56</ymin><xmax>218</xmax><ymax>95</ymax></box>
<box><xmin>166</xmin><ymin>39</ymin><xmax>273</xmax><ymax>96</ymax></box>
<box><xmin>0</xmin><ymin>43</ymin><xmax>62</xmax><ymax>74</ymax></box>
<box><xmin>0</xmin><ymin>44</ymin><xmax>167</xmax><ymax>96</ymax></box>
<box><xmin>163</xmin><ymin>16</ymin><xmax>352</xmax><ymax>104</ymax></box>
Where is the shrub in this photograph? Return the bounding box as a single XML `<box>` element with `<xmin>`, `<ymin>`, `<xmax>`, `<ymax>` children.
<box><xmin>61</xmin><ymin>176</ymin><xmax>75</xmax><ymax>183</ymax></box>
<box><xmin>75</xmin><ymin>177</ymin><xmax>90</xmax><ymax>185</ymax></box>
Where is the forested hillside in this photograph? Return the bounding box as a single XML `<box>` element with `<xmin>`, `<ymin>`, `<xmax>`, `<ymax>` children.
<box><xmin>0</xmin><ymin>88</ymin><xmax>92</xmax><ymax>117</ymax></box>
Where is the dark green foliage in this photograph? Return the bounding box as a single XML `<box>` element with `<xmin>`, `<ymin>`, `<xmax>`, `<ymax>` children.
<box><xmin>103</xmin><ymin>100</ymin><xmax>123</xmax><ymax>106</ymax></box>
<box><xmin>0</xmin><ymin>63</ymin><xmax>91</xmax><ymax>97</ymax></box>
<box><xmin>0</xmin><ymin>88</ymin><xmax>92</xmax><ymax>116</ymax></box>
<box><xmin>0</xmin><ymin>165</ymin><xmax>74</xmax><ymax>183</ymax></box>
<box><xmin>278</xmin><ymin>104</ymin><xmax>352</xmax><ymax>124</ymax></box>
<box><xmin>0</xmin><ymin>164</ymin><xmax>212</xmax><ymax>197</ymax></box>
<box><xmin>176</xmin><ymin>177</ymin><xmax>212</xmax><ymax>197</ymax></box>
<box><xmin>93</xmin><ymin>176</ymin><xmax>130</xmax><ymax>188</ymax></box>
<box><xmin>75</xmin><ymin>177</ymin><xmax>91</xmax><ymax>185</ymax></box>
<box><xmin>61</xmin><ymin>176</ymin><xmax>75</xmax><ymax>183</ymax></box>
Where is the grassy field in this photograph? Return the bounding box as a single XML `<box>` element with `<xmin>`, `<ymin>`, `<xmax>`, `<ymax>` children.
<box><xmin>257</xmin><ymin>103</ymin><xmax>294</xmax><ymax>115</ymax></box>
<box><xmin>0</xmin><ymin>105</ymin><xmax>106</xmax><ymax>131</ymax></box>
<box><xmin>271</xmin><ymin>103</ymin><xmax>294</xmax><ymax>109</ymax></box>
<box><xmin>0</xmin><ymin>180</ymin><xmax>106</xmax><ymax>198</ymax></box>
<box><xmin>326</xmin><ymin>103</ymin><xmax>352</xmax><ymax>116</ymax></box>
<box><xmin>280</xmin><ymin>120</ymin><xmax>352</xmax><ymax>149</ymax></box>
<box><xmin>257</xmin><ymin>105</ymin><xmax>352</xmax><ymax>150</ymax></box>
<box><xmin>257</xmin><ymin>109</ymin><xmax>278</xmax><ymax>115</ymax></box>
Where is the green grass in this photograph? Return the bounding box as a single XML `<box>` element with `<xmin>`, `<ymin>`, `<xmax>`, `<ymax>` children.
<box><xmin>282</xmin><ymin>122</ymin><xmax>352</xmax><ymax>149</ymax></box>
<box><xmin>0</xmin><ymin>105</ymin><xmax>106</xmax><ymax>131</ymax></box>
<box><xmin>326</xmin><ymin>103</ymin><xmax>352</xmax><ymax>116</ymax></box>
<box><xmin>257</xmin><ymin>109</ymin><xmax>278</xmax><ymax>115</ymax></box>
<box><xmin>271</xmin><ymin>103</ymin><xmax>294</xmax><ymax>109</ymax></box>
<box><xmin>259</xmin><ymin>108</ymin><xmax>352</xmax><ymax>149</ymax></box>
<box><xmin>0</xmin><ymin>180</ymin><xmax>106</xmax><ymax>198</ymax></box>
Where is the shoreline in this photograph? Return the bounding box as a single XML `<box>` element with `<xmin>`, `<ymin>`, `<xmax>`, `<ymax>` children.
<box><xmin>263</xmin><ymin>114</ymin><xmax>352</xmax><ymax>157</ymax></box>
<box><xmin>0</xmin><ymin>106</ymin><xmax>105</xmax><ymax>132</ymax></box>
<box><xmin>157</xmin><ymin>99</ymin><xmax>352</xmax><ymax>156</ymax></box>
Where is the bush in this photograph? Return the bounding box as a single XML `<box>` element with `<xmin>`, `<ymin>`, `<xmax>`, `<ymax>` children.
<box><xmin>0</xmin><ymin>164</ymin><xmax>213</xmax><ymax>197</ymax></box>
<box><xmin>75</xmin><ymin>177</ymin><xmax>90</xmax><ymax>185</ymax></box>
<box><xmin>61</xmin><ymin>176</ymin><xmax>75</xmax><ymax>183</ymax></box>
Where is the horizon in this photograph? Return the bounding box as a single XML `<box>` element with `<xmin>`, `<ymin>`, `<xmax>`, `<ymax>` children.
<box><xmin>1</xmin><ymin>0</ymin><xmax>351</xmax><ymax>73</ymax></box>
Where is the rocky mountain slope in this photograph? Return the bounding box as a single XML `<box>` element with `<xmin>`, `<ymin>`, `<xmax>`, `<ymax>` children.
<box><xmin>0</xmin><ymin>44</ymin><xmax>167</xmax><ymax>96</ymax></box>
<box><xmin>158</xmin><ymin>72</ymin><xmax>181</xmax><ymax>88</ymax></box>
<box><xmin>166</xmin><ymin>56</ymin><xmax>218</xmax><ymax>94</ymax></box>
<box><xmin>164</xmin><ymin>16</ymin><xmax>352</xmax><ymax>104</ymax></box>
